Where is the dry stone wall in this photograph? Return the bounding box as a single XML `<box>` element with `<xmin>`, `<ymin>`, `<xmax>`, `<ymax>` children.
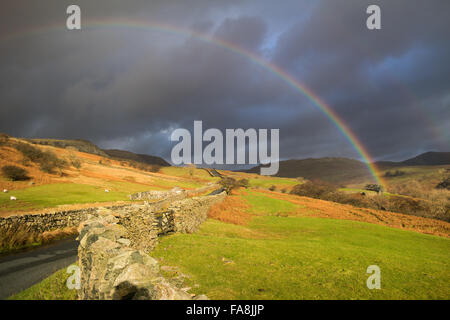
<box><xmin>0</xmin><ymin>185</ymin><xmax>219</xmax><ymax>237</ymax></box>
<box><xmin>129</xmin><ymin>184</ymin><xmax>219</xmax><ymax>201</ymax></box>
<box><xmin>111</xmin><ymin>192</ymin><xmax>226</xmax><ymax>252</ymax></box>
<box><xmin>78</xmin><ymin>191</ymin><xmax>226</xmax><ymax>300</ymax></box>
<box><xmin>129</xmin><ymin>188</ymin><xmax>183</xmax><ymax>201</ymax></box>
<box><xmin>0</xmin><ymin>204</ymin><xmax>130</xmax><ymax>235</ymax></box>
<box><xmin>77</xmin><ymin>210</ymin><xmax>199</xmax><ymax>300</ymax></box>
<box><xmin>172</xmin><ymin>196</ymin><xmax>224</xmax><ymax>233</ymax></box>
<box><xmin>0</xmin><ymin>185</ymin><xmax>225</xmax><ymax>300</ymax></box>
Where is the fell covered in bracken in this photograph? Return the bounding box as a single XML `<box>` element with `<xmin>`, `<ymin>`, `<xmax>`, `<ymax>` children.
<box><xmin>256</xmin><ymin>189</ymin><xmax>450</xmax><ymax>238</ymax></box>
<box><xmin>208</xmin><ymin>195</ymin><xmax>251</xmax><ymax>226</ymax></box>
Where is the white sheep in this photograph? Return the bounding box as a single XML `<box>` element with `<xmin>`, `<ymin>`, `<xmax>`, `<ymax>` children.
<box><xmin>3</xmin><ymin>189</ymin><xmax>7</xmax><ymax>193</ymax></box>
<box><xmin>104</xmin><ymin>189</ymin><xmax>110</xmax><ymax>193</ymax></box>
<box><xmin>10</xmin><ymin>196</ymin><xmax>16</xmax><ymax>201</ymax></box>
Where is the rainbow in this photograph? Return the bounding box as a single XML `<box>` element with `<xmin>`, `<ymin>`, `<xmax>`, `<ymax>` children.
<box><xmin>1</xmin><ymin>18</ymin><xmax>386</xmax><ymax>187</ymax></box>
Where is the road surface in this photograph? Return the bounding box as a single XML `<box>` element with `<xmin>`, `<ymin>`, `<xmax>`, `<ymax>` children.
<box><xmin>0</xmin><ymin>237</ymin><xmax>78</xmax><ymax>299</ymax></box>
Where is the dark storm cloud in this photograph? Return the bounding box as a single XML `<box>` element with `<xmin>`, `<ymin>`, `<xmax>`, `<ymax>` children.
<box><xmin>0</xmin><ymin>0</ymin><xmax>448</xmax><ymax>164</ymax></box>
<box><xmin>273</xmin><ymin>0</ymin><xmax>450</xmax><ymax>159</ymax></box>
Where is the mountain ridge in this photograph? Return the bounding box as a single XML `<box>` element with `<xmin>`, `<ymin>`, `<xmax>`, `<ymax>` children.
<box><xmin>102</xmin><ymin>149</ymin><xmax>170</xmax><ymax>167</ymax></box>
<box><xmin>244</xmin><ymin>152</ymin><xmax>450</xmax><ymax>184</ymax></box>
<box><xmin>25</xmin><ymin>138</ymin><xmax>170</xmax><ymax>167</ymax></box>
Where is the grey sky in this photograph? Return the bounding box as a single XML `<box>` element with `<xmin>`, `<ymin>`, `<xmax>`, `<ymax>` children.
<box><xmin>0</xmin><ymin>0</ymin><xmax>448</xmax><ymax>164</ymax></box>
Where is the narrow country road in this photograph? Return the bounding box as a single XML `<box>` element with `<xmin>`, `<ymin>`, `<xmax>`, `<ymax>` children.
<box><xmin>0</xmin><ymin>237</ymin><xmax>78</xmax><ymax>299</ymax></box>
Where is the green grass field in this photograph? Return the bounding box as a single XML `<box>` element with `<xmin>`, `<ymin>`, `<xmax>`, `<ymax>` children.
<box><xmin>152</xmin><ymin>193</ymin><xmax>450</xmax><ymax>299</ymax></box>
<box><xmin>0</xmin><ymin>177</ymin><xmax>207</xmax><ymax>213</ymax></box>
<box><xmin>248</xmin><ymin>177</ymin><xmax>298</xmax><ymax>190</ymax></box>
<box><xmin>0</xmin><ymin>183</ymin><xmax>141</xmax><ymax>212</ymax></box>
<box><xmin>242</xmin><ymin>191</ymin><xmax>299</xmax><ymax>215</ymax></box>
<box><xmin>146</xmin><ymin>177</ymin><xmax>204</xmax><ymax>190</ymax></box>
<box><xmin>8</xmin><ymin>267</ymin><xmax>77</xmax><ymax>300</ymax></box>
<box><xmin>159</xmin><ymin>166</ymin><xmax>219</xmax><ymax>181</ymax></box>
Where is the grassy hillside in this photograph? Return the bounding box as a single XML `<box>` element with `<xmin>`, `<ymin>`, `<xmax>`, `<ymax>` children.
<box><xmin>0</xmin><ymin>183</ymin><xmax>146</xmax><ymax>215</ymax></box>
<box><xmin>3</xmin><ymin>135</ymin><xmax>449</xmax><ymax>300</ymax></box>
<box><xmin>400</xmin><ymin>152</ymin><xmax>450</xmax><ymax>166</ymax></box>
<box><xmin>244</xmin><ymin>152</ymin><xmax>450</xmax><ymax>188</ymax></box>
<box><xmin>0</xmin><ymin>137</ymin><xmax>208</xmax><ymax>216</ymax></box>
<box><xmin>247</xmin><ymin>158</ymin><xmax>374</xmax><ymax>184</ymax></box>
<box><xmin>26</xmin><ymin>138</ymin><xmax>108</xmax><ymax>157</ymax></box>
<box><xmin>152</xmin><ymin>191</ymin><xmax>450</xmax><ymax>299</ymax></box>
<box><xmin>26</xmin><ymin>138</ymin><xmax>172</xmax><ymax>168</ymax></box>
<box><xmin>11</xmin><ymin>188</ymin><xmax>450</xmax><ymax>300</ymax></box>
<box><xmin>380</xmin><ymin>165</ymin><xmax>448</xmax><ymax>189</ymax></box>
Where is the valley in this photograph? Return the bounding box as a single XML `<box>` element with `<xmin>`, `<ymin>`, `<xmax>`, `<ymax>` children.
<box><xmin>0</xmin><ymin>135</ymin><xmax>448</xmax><ymax>300</ymax></box>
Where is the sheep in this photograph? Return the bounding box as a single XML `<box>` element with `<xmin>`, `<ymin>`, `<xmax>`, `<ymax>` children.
<box><xmin>104</xmin><ymin>189</ymin><xmax>110</xmax><ymax>193</ymax></box>
<box><xmin>10</xmin><ymin>196</ymin><xmax>16</xmax><ymax>201</ymax></box>
<box><xmin>3</xmin><ymin>189</ymin><xmax>7</xmax><ymax>193</ymax></box>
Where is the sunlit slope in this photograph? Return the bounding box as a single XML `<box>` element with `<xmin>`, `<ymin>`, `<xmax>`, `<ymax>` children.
<box><xmin>0</xmin><ymin>137</ymin><xmax>215</xmax><ymax>215</ymax></box>
<box><xmin>153</xmin><ymin>191</ymin><xmax>450</xmax><ymax>300</ymax></box>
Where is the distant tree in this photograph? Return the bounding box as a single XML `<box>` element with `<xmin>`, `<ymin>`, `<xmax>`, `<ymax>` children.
<box><xmin>148</xmin><ymin>165</ymin><xmax>161</xmax><ymax>173</ymax></box>
<box><xmin>38</xmin><ymin>151</ymin><xmax>67</xmax><ymax>174</ymax></box>
<box><xmin>68</xmin><ymin>151</ymin><xmax>82</xmax><ymax>169</ymax></box>
<box><xmin>237</xmin><ymin>179</ymin><xmax>250</xmax><ymax>188</ymax></box>
<box><xmin>0</xmin><ymin>133</ymin><xmax>10</xmax><ymax>146</ymax></box>
<box><xmin>2</xmin><ymin>165</ymin><xmax>29</xmax><ymax>181</ymax></box>
<box><xmin>290</xmin><ymin>180</ymin><xmax>337</xmax><ymax>198</ymax></box>
<box><xmin>220</xmin><ymin>177</ymin><xmax>239</xmax><ymax>195</ymax></box>
<box><xmin>436</xmin><ymin>177</ymin><xmax>450</xmax><ymax>190</ymax></box>
<box><xmin>15</xmin><ymin>142</ymin><xmax>45</xmax><ymax>162</ymax></box>
<box><xmin>15</xmin><ymin>142</ymin><xmax>66</xmax><ymax>174</ymax></box>
<box><xmin>384</xmin><ymin>170</ymin><xmax>405</xmax><ymax>178</ymax></box>
<box><xmin>365</xmin><ymin>184</ymin><xmax>384</xmax><ymax>193</ymax></box>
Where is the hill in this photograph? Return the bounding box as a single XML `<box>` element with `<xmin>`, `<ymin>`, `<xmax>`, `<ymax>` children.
<box><xmin>2</xmin><ymin>135</ymin><xmax>449</xmax><ymax>300</ymax></box>
<box><xmin>26</xmin><ymin>138</ymin><xmax>108</xmax><ymax>157</ymax></box>
<box><xmin>245</xmin><ymin>152</ymin><xmax>450</xmax><ymax>186</ymax></box>
<box><xmin>102</xmin><ymin>149</ymin><xmax>170</xmax><ymax>167</ymax></box>
<box><xmin>152</xmin><ymin>190</ymin><xmax>450</xmax><ymax>299</ymax></box>
<box><xmin>0</xmin><ymin>136</ymin><xmax>218</xmax><ymax>217</ymax></box>
<box><xmin>26</xmin><ymin>138</ymin><xmax>170</xmax><ymax>167</ymax></box>
<box><xmin>400</xmin><ymin>152</ymin><xmax>450</xmax><ymax>166</ymax></box>
<box><xmin>376</xmin><ymin>152</ymin><xmax>450</xmax><ymax>167</ymax></box>
<box><xmin>246</xmin><ymin>157</ymin><xmax>374</xmax><ymax>184</ymax></box>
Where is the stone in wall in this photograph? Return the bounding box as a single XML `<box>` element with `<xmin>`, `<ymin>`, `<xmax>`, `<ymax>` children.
<box><xmin>113</xmin><ymin>204</ymin><xmax>160</xmax><ymax>253</ymax></box>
